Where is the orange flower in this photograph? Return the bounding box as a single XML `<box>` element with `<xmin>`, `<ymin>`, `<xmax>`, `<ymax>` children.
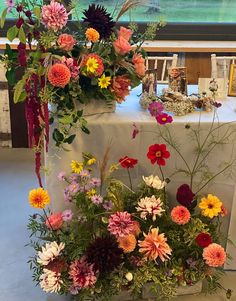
<box><xmin>113</xmin><ymin>36</ymin><xmax>132</xmax><ymax>55</ymax></box>
<box><xmin>118</xmin><ymin>234</ymin><xmax>137</xmax><ymax>253</ymax></box>
<box><xmin>48</xmin><ymin>63</ymin><xmax>71</xmax><ymax>88</ymax></box>
<box><xmin>85</xmin><ymin>28</ymin><xmax>100</xmax><ymax>42</ymax></box>
<box><xmin>139</xmin><ymin>228</ymin><xmax>172</xmax><ymax>262</ymax></box>
<box><xmin>220</xmin><ymin>205</ymin><xmax>228</xmax><ymax>217</ymax></box>
<box><xmin>118</xmin><ymin>26</ymin><xmax>133</xmax><ymax>41</ymax></box>
<box><xmin>28</xmin><ymin>188</ymin><xmax>50</xmax><ymax>209</ymax></box>
<box><xmin>203</xmin><ymin>243</ymin><xmax>226</xmax><ymax>267</ymax></box>
<box><xmin>57</xmin><ymin>34</ymin><xmax>76</xmax><ymax>51</ymax></box>
<box><xmin>132</xmin><ymin>53</ymin><xmax>145</xmax><ymax>77</ymax></box>
<box><xmin>46</xmin><ymin>212</ymin><xmax>63</xmax><ymax>230</ymax></box>
<box><xmin>111</xmin><ymin>75</ymin><xmax>131</xmax><ymax>103</ymax></box>
<box><xmin>131</xmin><ymin>221</ymin><xmax>141</xmax><ymax>236</ymax></box>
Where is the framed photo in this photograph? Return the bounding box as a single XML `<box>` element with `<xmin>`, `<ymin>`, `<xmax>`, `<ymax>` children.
<box><xmin>168</xmin><ymin>67</ymin><xmax>187</xmax><ymax>95</ymax></box>
<box><xmin>228</xmin><ymin>64</ymin><xmax>236</xmax><ymax>97</ymax></box>
<box><xmin>142</xmin><ymin>69</ymin><xmax>158</xmax><ymax>95</ymax></box>
<box><xmin>198</xmin><ymin>78</ymin><xmax>227</xmax><ymax>100</ymax></box>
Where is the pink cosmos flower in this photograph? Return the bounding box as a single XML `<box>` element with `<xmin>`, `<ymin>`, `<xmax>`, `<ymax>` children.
<box><xmin>41</xmin><ymin>0</ymin><xmax>68</xmax><ymax>32</ymax></box>
<box><xmin>108</xmin><ymin>211</ymin><xmax>134</xmax><ymax>238</ymax></box>
<box><xmin>113</xmin><ymin>36</ymin><xmax>132</xmax><ymax>55</ymax></box>
<box><xmin>203</xmin><ymin>243</ymin><xmax>226</xmax><ymax>267</ymax></box>
<box><xmin>118</xmin><ymin>26</ymin><xmax>133</xmax><ymax>41</ymax></box>
<box><xmin>156</xmin><ymin>113</ymin><xmax>173</xmax><ymax>125</ymax></box>
<box><xmin>148</xmin><ymin>102</ymin><xmax>164</xmax><ymax>117</ymax></box>
<box><xmin>103</xmin><ymin>200</ymin><xmax>113</xmax><ymax>211</ymax></box>
<box><xmin>57</xmin><ymin>171</ymin><xmax>66</xmax><ymax>181</ymax></box>
<box><xmin>69</xmin><ymin>257</ymin><xmax>97</xmax><ymax>290</ymax></box>
<box><xmin>171</xmin><ymin>206</ymin><xmax>191</xmax><ymax>225</ymax></box>
<box><xmin>62</xmin><ymin>209</ymin><xmax>73</xmax><ymax>221</ymax></box>
<box><xmin>5</xmin><ymin>0</ymin><xmax>14</xmax><ymax>12</ymax></box>
<box><xmin>91</xmin><ymin>195</ymin><xmax>103</xmax><ymax>205</ymax></box>
<box><xmin>45</xmin><ymin>212</ymin><xmax>63</xmax><ymax>230</ymax></box>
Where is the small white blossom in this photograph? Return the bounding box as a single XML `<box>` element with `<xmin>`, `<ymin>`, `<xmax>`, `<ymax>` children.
<box><xmin>136</xmin><ymin>195</ymin><xmax>164</xmax><ymax>221</ymax></box>
<box><xmin>40</xmin><ymin>269</ymin><xmax>63</xmax><ymax>293</ymax></box>
<box><xmin>37</xmin><ymin>241</ymin><xmax>65</xmax><ymax>266</ymax></box>
<box><xmin>143</xmin><ymin>175</ymin><xmax>166</xmax><ymax>190</ymax></box>
<box><xmin>125</xmin><ymin>272</ymin><xmax>133</xmax><ymax>282</ymax></box>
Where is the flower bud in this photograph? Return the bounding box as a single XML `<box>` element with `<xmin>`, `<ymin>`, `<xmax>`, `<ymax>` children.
<box><xmin>16</xmin><ymin>5</ymin><xmax>23</xmax><ymax>12</ymax></box>
<box><xmin>125</xmin><ymin>272</ymin><xmax>133</xmax><ymax>282</ymax></box>
<box><xmin>25</xmin><ymin>10</ymin><xmax>32</xmax><ymax>18</ymax></box>
<box><xmin>16</xmin><ymin>17</ymin><xmax>24</xmax><ymax>28</ymax></box>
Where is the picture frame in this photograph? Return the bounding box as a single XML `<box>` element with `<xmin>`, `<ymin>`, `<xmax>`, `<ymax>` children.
<box><xmin>142</xmin><ymin>69</ymin><xmax>158</xmax><ymax>95</ymax></box>
<box><xmin>228</xmin><ymin>64</ymin><xmax>236</xmax><ymax>97</ymax></box>
<box><xmin>168</xmin><ymin>67</ymin><xmax>187</xmax><ymax>95</ymax></box>
<box><xmin>198</xmin><ymin>78</ymin><xmax>227</xmax><ymax>100</ymax></box>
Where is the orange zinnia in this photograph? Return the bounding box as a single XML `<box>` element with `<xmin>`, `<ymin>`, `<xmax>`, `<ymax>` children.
<box><xmin>48</xmin><ymin>63</ymin><xmax>71</xmax><ymax>88</ymax></box>
<box><xmin>85</xmin><ymin>28</ymin><xmax>100</xmax><ymax>42</ymax></box>
<box><xmin>139</xmin><ymin>228</ymin><xmax>172</xmax><ymax>262</ymax></box>
<box><xmin>118</xmin><ymin>234</ymin><xmax>137</xmax><ymax>253</ymax></box>
<box><xmin>28</xmin><ymin>187</ymin><xmax>50</xmax><ymax>209</ymax></box>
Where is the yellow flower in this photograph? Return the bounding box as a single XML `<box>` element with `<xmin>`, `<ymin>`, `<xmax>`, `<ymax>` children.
<box><xmin>199</xmin><ymin>194</ymin><xmax>222</xmax><ymax>219</ymax></box>
<box><xmin>98</xmin><ymin>74</ymin><xmax>111</xmax><ymax>89</ymax></box>
<box><xmin>85</xmin><ymin>28</ymin><xmax>100</xmax><ymax>43</ymax></box>
<box><xmin>87</xmin><ymin>189</ymin><xmax>96</xmax><ymax>197</ymax></box>
<box><xmin>87</xmin><ymin>158</ymin><xmax>97</xmax><ymax>165</ymax></box>
<box><xmin>28</xmin><ymin>188</ymin><xmax>50</xmax><ymax>209</ymax></box>
<box><xmin>109</xmin><ymin>163</ymin><xmax>119</xmax><ymax>173</ymax></box>
<box><xmin>71</xmin><ymin>160</ymin><xmax>83</xmax><ymax>173</ymax></box>
<box><xmin>86</xmin><ymin>57</ymin><xmax>98</xmax><ymax>74</ymax></box>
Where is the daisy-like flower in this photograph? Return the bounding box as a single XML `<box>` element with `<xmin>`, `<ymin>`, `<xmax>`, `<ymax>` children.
<box><xmin>91</xmin><ymin>194</ymin><xmax>103</xmax><ymax>205</ymax></box>
<box><xmin>68</xmin><ymin>182</ymin><xmax>80</xmax><ymax>194</ymax></box>
<box><xmin>108</xmin><ymin>211</ymin><xmax>134</xmax><ymax>237</ymax></box>
<box><xmin>156</xmin><ymin>113</ymin><xmax>173</xmax><ymax>125</ymax></box>
<box><xmin>57</xmin><ymin>171</ymin><xmax>66</xmax><ymax>181</ymax></box>
<box><xmin>71</xmin><ymin>160</ymin><xmax>83</xmax><ymax>174</ymax></box>
<box><xmin>86</xmin><ymin>57</ymin><xmax>98</xmax><ymax>73</ymax></box>
<box><xmin>136</xmin><ymin>195</ymin><xmax>164</xmax><ymax>221</ymax></box>
<box><xmin>41</xmin><ymin>0</ymin><xmax>68</xmax><ymax>32</ymax></box>
<box><xmin>139</xmin><ymin>228</ymin><xmax>172</xmax><ymax>262</ymax></box>
<box><xmin>142</xmin><ymin>175</ymin><xmax>166</xmax><ymax>190</ymax></box>
<box><xmin>98</xmin><ymin>74</ymin><xmax>111</xmax><ymax>89</ymax></box>
<box><xmin>118</xmin><ymin>234</ymin><xmax>137</xmax><ymax>253</ymax></box>
<box><xmin>87</xmin><ymin>189</ymin><xmax>96</xmax><ymax>197</ymax></box>
<box><xmin>28</xmin><ymin>188</ymin><xmax>50</xmax><ymax>209</ymax></box>
<box><xmin>90</xmin><ymin>177</ymin><xmax>101</xmax><ymax>187</ymax></box>
<box><xmin>69</xmin><ymin>257</ymin><xmax>97</xmax><ymax>289</ymax></box>
<box><xmin>79</xmin><ymin>169</ymin><xmax>91</xmax><ymax>178</ymax></box>
<box><xmin>62</xmin><ymin>209</ymin><xmax>73</xmax><ymax>221</ymax></box>
<box><xmin>103</xmin><ymin>200</ymin><xmax>113</xmax><ymax>211</ymax></box>
<box><xmin>199</xmin><ymin>194</ymin><xmax>222</xmax><ymax>219</ymax></box>
<box><xmin>83</xmin><ymin>54</ymin><xmax>104</xmax><ymax>77</ymax></box>
<box><xmin>203</xmin><ymin>243</ymin><xmax>226</xmax><ymax>267</ymax></box>
<box><xmin>148</xmin><ymin>102</ymin><xmax>164</xmax><ymax>117</ymax></box>
<box><xmin>147</xmin><ymin>144</ymin><xmax>170</xmax><ymax>166</ymax></box>
<box><xmin>5</xmin><ymin>0</ymin><xmax>14</xmax><ymax>12</ymax></box>
<box><xmin>40</xmin><ymin>269</ymin><xmax>63</xmax><ymax>293</ymax></box>
<box><xmin>85</xmin><ymin>27</ymin><xmax>100</xmax><ymax>42</ymax></box>
<box><xmin>87</xmin><ymin>158</ymin><xmax>96</xmax><ymax>165</ymax></box>
<box><xmin>37</xmin><ymin>242</ymin><xmax>65</xmax><ymax>266</ymax></box>
<box><xmin>171</xmin><ymin>206</ymin><xmax>191</xmax><ymax>225</ymax></box>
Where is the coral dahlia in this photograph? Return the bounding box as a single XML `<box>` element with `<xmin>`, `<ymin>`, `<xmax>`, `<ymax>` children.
<box><xmin>48</xmin><ymin>63</ymin><xmax>71</xmax><ymax>88</ymax></box>
<box><xmin>118</xmin><ymin>234</ymin><xmax>137</xmax><ymax>253</ymax></box>
<box><xmin>203</xmin><ymin>243</ymin><xmax>226</xmax><ymax>267</ymax></box>
<box><xmin>171</xmin><ymin>206</ymin><xmax>191</xmax><ymax>225</ymax></box>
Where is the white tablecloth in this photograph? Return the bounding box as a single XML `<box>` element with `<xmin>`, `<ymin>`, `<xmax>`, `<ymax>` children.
<box><xmin>46</xmin><ymin>85</ymin><xmax>236</xmax><ymax>269</ymax></box>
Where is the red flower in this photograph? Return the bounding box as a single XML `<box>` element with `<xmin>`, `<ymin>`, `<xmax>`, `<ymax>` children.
<box><xmin>119</xmin><ymin>156</ymin><xmax>138</xmax><ymax>168</ymax></box>
<box><xmin>196</xmin><ymin>233</ymin><xmax>212</xmax><ymax>248</ymax></box>
<box><xmin>176</xmin><ymin>184</ymin><xmax>195</xmax><ymax>208</ymax></box>
<box><xmin>156</xmin><ymin>113</ymin><xmax>173</xmax><ymax>125</ymax></box>
<box><xmin>147</xmin><ymin>144</ymin><xmax>170</xmax><ymax>166</ymax></box>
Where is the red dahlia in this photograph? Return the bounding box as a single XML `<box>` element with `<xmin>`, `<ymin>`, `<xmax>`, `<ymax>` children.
<box><xmin>147</xmin><ymin>144</ymin><xmax>170</xmax><ymax>166</ymax></box>
<box><xmin>119</xmin><ymin>156</ymin><xmax>138</xmax><ymax>168</ymax></box>
<box><xmin>176</xmin><ymin>184</ymin><xmax>195</xmax><ymax>208</ymax></box>
<box><xmin>195</xmin><ymin>233</ymin><xmax>212</xmax><ymax>248</ymax></box>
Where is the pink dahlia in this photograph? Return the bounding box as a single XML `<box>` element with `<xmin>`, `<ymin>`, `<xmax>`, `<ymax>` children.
<box><xmin>62</xmin><ymin>57</ymin><xmax>80</xmax><ymax>79</ymax></box>
<box><xmin>203</xmin><ymin>243</ymin><xmax>226</xmax><ymax>267</ymax></box>
<box><xmin>108</xmin><ymin>211</ymin><xmax>134</xmax><ymax>238</ymax></box>
<box><xmin>41</xmin><ymin>1</ymin><xmax>68</xmax><ymax>32</ymax></box>
<box><xmin>171</xmin><ymin>206</ymin><xmax>191</xmax><ymax>225</ymax></box>
<box><xmin>69</xmin><ymin>257</ymin><xmax>97</xmax><ymax>290</ymax></box>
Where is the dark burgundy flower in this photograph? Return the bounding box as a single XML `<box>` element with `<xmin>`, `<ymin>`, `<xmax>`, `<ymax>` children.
<box><xmin>176</xmin><ymin>184</ymin><xmax>195</xmax><ymax>208</ymax></box>
<box><xmin>195</xmin><ymin>233</ymin><xmax>212</xmax><ymax>248</ymax></box>
<box><xmin>119</xmin><ymin>156</ymin><xmax>138</xmax><ymax>168</ymax></box>
<box><xmin>132</xmin><ymin>122</ymin><xmax>139</xmax><ymax>139</ymax></box>
<box><xmin>16</xmin><ymin>4</ymin><xmax>23</xmax><ymax>12</ymax></box>
<box><xmin>18</xmin><ymin>52</ymin><xmax>27</xmax><ymax>66</ymax></box>
<box><xmin>17</xmin><ymin>42</ymin><xmax>26</xmax><ymax>50</ymax></box>
<box><xmin>147</xmin><ymin>144</ymin><xmax>170</xmax><ymax>166</ymax></box>
<box><xmin>46</xmin><ymin>257</ymin><xmax>68</xmax><ymax>273</ymax></box>
<box><xmin>16</xmin><ymin>17</ymin><xmax>24</xmax><ymax>28</ymax></box>
<box><xmin>212</xmin><ymin>101</ymin><xmax>222</xmax><ymax>108</ymax></box>
<box><xmin>33</xmin><ymin>30</ymin><xmax>40</xmax><ymax>39</ymax></box>
<box><xmin>25</xmin><ymin>10</ymin><xmax>32</xmax><ymax>18</ymax></box>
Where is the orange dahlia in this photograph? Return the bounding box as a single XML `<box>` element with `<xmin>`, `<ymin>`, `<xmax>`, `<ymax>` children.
<box><xmin>118</xmin><ymin>234</ymin><xmax>137</xmax><ymax>253</ymax></box>
<box><xmin>82</xmin><ymin>53</ymin><xmax>104</xmax><ymax>77</ymax></box>
<box><xmin>48</xmin><ymin>63</ymin><xmax>71</xmax><ymax>88</ymax></box>
<box><xmin>85</xmin><ymin>28</ymin><xmax>100</xmax><ymax>42</ymax></box>
<box><xmin>28</xmin><ymin>187</ymin><xmax>50</xmax><ymax>209</ymax></box>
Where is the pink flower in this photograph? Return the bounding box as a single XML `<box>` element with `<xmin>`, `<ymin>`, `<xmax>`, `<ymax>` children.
<box><xmin>171</xmin><ymin>206</ymin><xmax>191</xmax><ymax>225</ymax></box>
<box><xmin>113</xmin><ymin>36</ymin><xmax>132</xmax><ymax>55</ymax></box>
<box><xmin>156</xmin><ymin>113</ymin><xmax>173</xmax><ymax>125</ymax></box>
<box><xmin>5</xmin><ymin>0</ymin><xmax>14</xmax><ymax>12</ymax></box>
<box><xmin>62</xmin><ymin>209</ymin><xmax>73</xmax><ymax>221</ymax></box>
<box><xmin>45</xmin><ymin>212</ymin><xmax>63</xmax><ymax>230</ymax></box>
<box><xmin>57</xmin><ymin>171</ymin><xmax>66</xmax><ymax>181</ymax></box>
<box><xmin>62</xmin><ymin>57</ymin><xmax>80</xmax><ymax>79</ymax></box>
<box><xmin>203</xmin><ymin>243</ymin><xmax>226</xmax><ymax>267</ymax></box>
<box><xmin>118</xmin><ymin>26</ymin><xmax>133</xmax><ymax>41</ymax></box>
<box><xmin>69</xmin><ymin>257</ymin><xmax>97</xmax><ymax>289</ymax></box>
<box><xmin>132</xmin><ymin>53</ymin><xmax>145</xmax><ymax>77</ymax></box>
<box><xmin>220</xmin><ymin>205</ymin><xmax>228</xmax><ymax>217</ymax></box>
<box><xmin>111</xmin><ymin>75</ymin><xmax>131</xmax><ymax>103</ymax></box>
<box><xmin>58</xmin><ymin>34</ymin><xmax>76</xmax><ymax>51</ymax></box>
<box><xmin>148</xmin><ymin>102</ymin><xmax>164</xmax><ymax>117</ymax></box>
<box><xmin>108</xmin><ymin>211</ymin><xmax>134</xmax><ymax>237</ymax></box>
<box><xmin>41</xmin><ymin>0</ymin><xmax>68</xmax><ymax>32</ymax></box>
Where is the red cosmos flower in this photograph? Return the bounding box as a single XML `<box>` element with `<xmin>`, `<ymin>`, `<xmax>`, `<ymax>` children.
<box><xmin>156</xmin><ymin>113</ymin><xmax>173</xmax><ymax>125</ymax></box>
<box><xmin>147</xmin><ymin>144</ymin><xmax>170</xmax><ymax>166</ymax></box>
<box><xmin>195</xmin><ymin>233</ymin><xmax>212</xmax><ymax>248</ymax></box>
<box><xmin>119</xmin><ymin>156</ymin><xmax>138</xmax><ymax>168</ymax></box>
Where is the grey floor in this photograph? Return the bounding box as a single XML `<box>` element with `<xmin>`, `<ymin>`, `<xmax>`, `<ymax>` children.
<box><xmin>0</xmin><ymin>148</ymin><xmax>236</xmax><ymax>301</ymax></box>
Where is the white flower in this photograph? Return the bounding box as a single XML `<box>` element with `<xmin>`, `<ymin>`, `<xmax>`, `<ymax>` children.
<box><xmin>125</xmin><ymin>272</ymin><xmax>133</xmax><ymax>282</ymax></box>
<box><xmin>37</xmin><ymin>241</ymin><xmax>65</xmax><ymax>266</ymax></box>
<box><xmin>142</xmin><ymin>175</ymin><xmax>166</xmax><ymax>190</ymax></box>
<box><xmin>136</xmin><ymin>195</ymin><xmax>164</xmax><ymax>221</ymax></box>
<box><xmin>40</xmin><ymin>269</ymin><xmax>63</xmax><ymax>293</ymax></box>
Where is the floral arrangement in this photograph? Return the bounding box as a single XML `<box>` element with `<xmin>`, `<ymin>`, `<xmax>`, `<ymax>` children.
<box><xmin>27</xmin><ymin>142</ymin><xmax>232</xmax><ymax>300</ymax></box>
<box><xmin>0</xmin><ymin>0</ymin><xmax>161</xmax><ymax>185</ymax></box>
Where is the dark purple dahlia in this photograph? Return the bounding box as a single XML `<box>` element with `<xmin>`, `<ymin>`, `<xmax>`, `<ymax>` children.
<box><xmin>176</xmin><ymin>184</ymin><xmax>195</xmax><ymax>208</ymax></box>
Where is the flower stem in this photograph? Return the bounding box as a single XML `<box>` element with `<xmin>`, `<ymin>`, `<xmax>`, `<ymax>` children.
<box><xmin>127</xmin><ymin>168</ymin><xmax>133</xmax><ymax>191</ymax></box>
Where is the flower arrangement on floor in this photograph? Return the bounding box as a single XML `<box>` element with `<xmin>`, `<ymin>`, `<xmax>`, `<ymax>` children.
<box><xmin>27</xmin><ymin>147</ymin><xmax>232</xmax><ymax>300</ymax></box>
<box><xmin>0</xmin><ymin>0</ymin><xmax>161</xmax><ymax>185</ymax></box>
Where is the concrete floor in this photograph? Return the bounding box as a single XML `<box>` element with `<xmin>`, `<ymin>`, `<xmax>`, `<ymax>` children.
<box><xmin>0</xmin><ymin>148</ymin><xmax>236</xmax><ymax>301</ymax></box>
